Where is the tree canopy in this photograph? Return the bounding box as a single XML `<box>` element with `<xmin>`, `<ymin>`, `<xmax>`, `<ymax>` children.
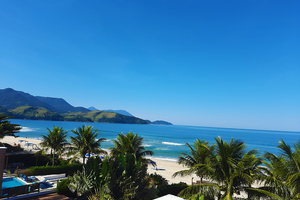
<box><xmin>69</xmin><ymin>125</ymin><xmax>106</xmax><ymax>164</ymax></box>
<box><xmin>110</xmin><ymin>132</ymin><xmax>154</xmax><ymax>163</ymax></box>
<box><xmin>0</xmin><ymin>114</ymin><xmax>21</xmax><ymax>139</ymax></box>
<box><xmin>40</xmin><ymin>126</ymin><xmax>68</xmax><ymax>166</ymax></box>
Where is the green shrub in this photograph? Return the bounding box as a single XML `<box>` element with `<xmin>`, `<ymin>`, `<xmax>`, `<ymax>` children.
<box><xmin>56</xmin><ymin>178</ymin><xmax>77</xmax><ymax>198</ymax></box>
<box><xmin>157</xmin><ymin>183</ymin><xmax>188</xmax><ymax>197</ymax></box>
<box><xmin>149</xmin><ymin>173</ymin><xmax>168</xmax><ymax>186</ymax></box>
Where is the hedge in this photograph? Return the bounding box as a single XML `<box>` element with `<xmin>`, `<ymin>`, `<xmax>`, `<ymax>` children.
<box><xmin>18</xmin><ymin>163</ymin><xmax>83</xmax><ymax>176</ymax></box>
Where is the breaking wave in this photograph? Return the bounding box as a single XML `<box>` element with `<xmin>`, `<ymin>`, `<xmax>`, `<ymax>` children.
<box><xmin>162</xmin><ymin>142</ymin><xmax>184</xmax><ymax>146</ymax></box>
<box><xmin>20</xmin><ymin>127</ymin><xmax>35</xmax><ymax>132</ymax></box>
<box><xmin>155</xmin><ymin>148</ymin><xmax>170</xmax><ymax>151</ymax></box>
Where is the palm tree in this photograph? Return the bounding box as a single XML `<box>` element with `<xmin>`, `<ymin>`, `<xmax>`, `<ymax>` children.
<box><xmin>249</xmin><ymin>139</ymin><xmax>300</xmax><ymax>199</ymax></box>
<box><xmin>177</xmin><ymin>137</ymin><xmax>262</xmax><ymax>200</ymax></box>
<box><xmin>173</xmin><ymin>139</ymin><xmax>215</xmax><ymax>183</ymax></box>
<box><xmin>69</xmin><ymin>125</ymin><xmax>106</xmax><ymax>164</ymax></box>
<box><xmin>40</xmin><ymin>126</ymin><xmax>68</xmax><ymax>166</ymax></box>
<box><xmin>109</xmin><ymin>132</ymin><xmax>154</xmax><ymax>163</ymax></box>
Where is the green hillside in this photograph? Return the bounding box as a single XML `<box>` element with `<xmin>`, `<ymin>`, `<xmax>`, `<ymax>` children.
<box><xmin>10</xmin><ymin>106</ymin><xmax>64</xmax><ymax>121</ymax></box>
<box><xmin>63</xmin><ymin>110</ymin><xmax>148</xmax><ymax>124</ymax></box>
<box><xmin>0</xmin><ymin>106</ymin><xmax>148</xmax><ymax>124</ymax></box>
<box><xmin>0</xmin><ymin>88</ymin><xmax>163</xmax><ymax>124</ymax></box>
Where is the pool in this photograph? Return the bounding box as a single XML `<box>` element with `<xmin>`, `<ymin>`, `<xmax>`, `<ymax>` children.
<box><xmin>2</xmin><ymin>177</ymin><xmax>27</xmax><ymax>189</ymax></box>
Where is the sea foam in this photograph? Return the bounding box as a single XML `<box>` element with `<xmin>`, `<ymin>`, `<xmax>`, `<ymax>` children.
<box><xmin>20</xmin><ymin>127</ymin><xmax>35</xmax><ymax>132</ymax></box>
<box><xmin>162</xmin><ymin>142</ymin><xmax>184</xmax><ymax>146</ymax></box>
<box><xmin>146</xmin><ymin>156</ymin><xmax>178</xmax><ymax>162</ymax></box>
<box><xmin>155</xmin><ymin>148</ymin><xmax>170</xmax><ymax>151</ymax></box>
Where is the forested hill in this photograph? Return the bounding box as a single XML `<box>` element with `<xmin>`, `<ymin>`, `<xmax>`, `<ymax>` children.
<box><xmin>0</xmin><ymin>88</ymin><xmax>148</xmax><ymax>124</ymax></box>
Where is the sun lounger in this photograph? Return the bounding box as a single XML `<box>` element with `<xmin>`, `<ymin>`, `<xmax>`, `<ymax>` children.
<box><xmin>38</xmin><ymin>173</ymin><xmax>66</xmax><ymax>183</ymax></box>
<box><xmin>28</xmin><ymin>176</ymin><xmax>38</xmax><ymax>182</ymax></box>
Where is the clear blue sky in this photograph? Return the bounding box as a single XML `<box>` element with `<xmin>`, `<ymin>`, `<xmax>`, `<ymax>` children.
<box><xmin>1</xmin><ymin>0</ymin><xmax>299</xmax><ymax>131</ymax></box>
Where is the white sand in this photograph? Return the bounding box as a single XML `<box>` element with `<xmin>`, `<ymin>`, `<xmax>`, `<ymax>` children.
<box><xmin>0</xmin><ymin>136</ymin><xmax>43</xmax><ymax>150</ymax></box>
<box><xmin>147</xmin><ymin>158</ymin><xmax>195</xmax><ymax>185</ymax></box>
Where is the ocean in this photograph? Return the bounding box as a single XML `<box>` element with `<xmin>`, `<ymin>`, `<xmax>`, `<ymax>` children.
<box><xmin>10</xmin><ymin>119</ymin><xmax>300</xmax><ymax>161</ymax></box>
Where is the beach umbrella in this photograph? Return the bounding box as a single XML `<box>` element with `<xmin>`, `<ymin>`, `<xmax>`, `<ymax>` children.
<box><xmin>85</xmin><ymin>153</ymin><xmax>94</xmax><ymax>158</ymax></box>
<box><xmin>150</xmin><ymin>161</ymin><xmax>156</xmax><ymax>164</ymax></box>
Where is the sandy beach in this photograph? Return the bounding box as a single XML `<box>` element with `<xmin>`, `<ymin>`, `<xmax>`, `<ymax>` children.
<box><xmin>147</xmin><ymin>158</ymin><xmax>194</xmax><ymax>184</ymax></box>
<box><xmin>0</xmin><ymin>136</ymin><xmax>194</xmax><ymax>184</ymax></box>
<box><xmin>0</xmin><ymin>136</ymin><xmax>43</xmax><ymax>151</ymax></box>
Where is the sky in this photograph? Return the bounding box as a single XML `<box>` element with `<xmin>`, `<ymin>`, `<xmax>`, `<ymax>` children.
<box><xmin>0</xmin><ymin>0</ymin><xmax>299</xmax><ymax>132</ymax></box>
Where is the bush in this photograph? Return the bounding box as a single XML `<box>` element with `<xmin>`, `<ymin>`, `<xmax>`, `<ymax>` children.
<box><xmin>56</xmin><ymin>178</ymin><xmax>77</xmax><ymax>198</ymax></box>
<box><xmin>157</xmin><ymin>183</ymin><xmax>188</xmax><ymax>197</ymax></box>
<box><xmin>18</xmin><ymin>163</ymin><xmax>83</xmax><ymax>176</ymax></box>
<box><xmin>149</xmin><ymin>173</ymin><xmax>168</xmax><ymax>186</ymax></box>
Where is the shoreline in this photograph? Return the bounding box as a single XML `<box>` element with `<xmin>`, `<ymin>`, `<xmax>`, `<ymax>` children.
<box><xmin>0</xmin><ymin>136</ymin><xmax>192</xmax><ymax>184</ymax></box>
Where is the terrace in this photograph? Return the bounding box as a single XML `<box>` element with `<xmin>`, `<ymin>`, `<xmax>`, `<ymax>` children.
<box><xmin>1</xmin><ymin>147</ymin><xmax>66</xmax><ymax>199</ymax></box>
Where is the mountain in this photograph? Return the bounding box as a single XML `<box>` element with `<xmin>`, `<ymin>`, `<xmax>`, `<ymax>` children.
<box><xmin>0</xmin><ymin>88</ymin><xmax>61</xmax><ymax>113</ymax></box>
<box><xmin>36</xmin><ymin>96</ymin><xmax>90</xmax><ymax>113</ymax></box>
<box><xmin>0</xmin><ymin>88</ymin><xmax>149</xmax><ymax>124</ymax></box>
<box><xmin>88</xmin><ymin>107</ymin><xmax>134</xmax><ymax>117</ymax></box>
<box><xmin>0</xmin><ymin>106</ymin><xmax>14</xmax><ymax>116</ymax></box>
<box><xmin>63</xmin><ymin>110</ymin><xmax>147</xmax><ymax>124</ymax></box>
<box><xmin>102</xmin><ymin>109</ymin><xmax>134</xmax><ymax>117</ymax></box>
<box><xmin>0</xmin><ymin>88</ymin><xmax>171</xmax><ymax>125</ymax></box>
<box><xmin>88</xmin><ymin>106</ymin><xmax>98</xmax><ymax>111</ymax></box>
<box><xmin>10</xmin><ymin>106</ymin><xmax>64</xmax><ymax>121</ymax></box>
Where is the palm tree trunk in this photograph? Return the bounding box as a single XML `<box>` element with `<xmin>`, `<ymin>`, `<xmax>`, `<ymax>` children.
<box><xmin>200</xmin><ymin>174</ymin><xmax>203</xmax><ymax>183</ymax></box>
<box><xmin>52</xmin><ymin>150</ymin><xmax>55</xmax><ymax>166</ymax></box>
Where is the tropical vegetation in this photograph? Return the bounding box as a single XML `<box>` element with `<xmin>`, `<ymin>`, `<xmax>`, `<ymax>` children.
<box><xmin>247</xmin><ymin>139</ymin><xmax>300</xmax><ymax>199</ymax></box>
<box><xmin>40</xmin><ymin>126</ymin><xmax>69</xmax><ymax>166</ymax></box>
<box><xmin>67</xmin><ymin>132</ymin><xmax>156</xmax><ymax>200</ymax></box>
<box><xmin>173</xmin><ymin>139</ymin><xmax>215</xmax><ymax>184</ymax></box>
<box><xmin>69</xmin><ymin>125</ymin><xmax>106</xmax><ymax>164</ymax></box>
<box><xmin>109</xmin><ymin>132</ymin><xmax>154</xmax><ymax>164</ymax></box>
<box><xmin>0</xmin><ymin>114</ymin><xmax>21</xmax><ymax>139</ymax></box>
<box><xmin>172</xmin><ymin>137</ymin><xmax>300</xmax><ymax>200</ymax></box>
<box><xmin>174</xmin><ymin>137</ymin><xmax>261</xmax><ymax>199</ymax></box>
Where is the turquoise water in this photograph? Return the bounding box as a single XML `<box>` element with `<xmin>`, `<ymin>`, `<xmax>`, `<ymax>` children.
<box><xmin>11</xmin><ymin>119</ymin><xmax>300</xmax><ymax>161</ymax></box>
<box><xmin>2</xmin><ymin>178</ymin><xmax>27</xmax><ymax>189</ymax></box>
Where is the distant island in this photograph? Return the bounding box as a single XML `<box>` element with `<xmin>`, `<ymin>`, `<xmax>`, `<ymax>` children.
<box><xmin>145</xmin><ymin>120</ymin><xmax>173</xmax><ymax>125</ymax></box>
<box><xmin>0</xmin><ymin>88</ymin><xmax>172</xmax><ymax>125</ymax></box>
